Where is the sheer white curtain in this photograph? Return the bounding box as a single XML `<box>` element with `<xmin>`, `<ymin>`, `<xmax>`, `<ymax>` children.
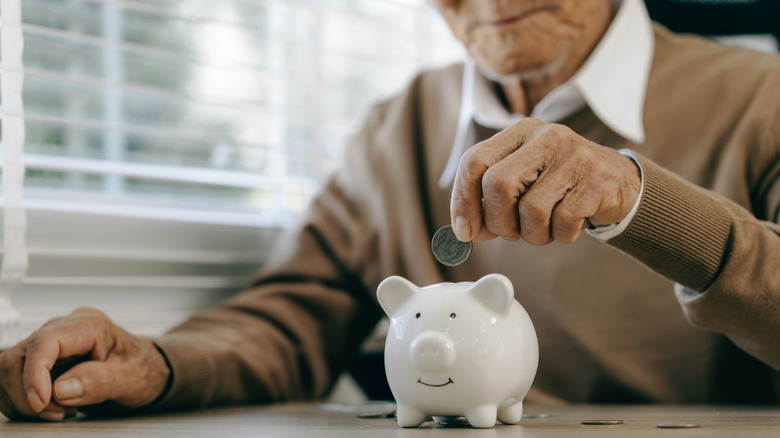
<box><xmin>0</xmin><ymin>0</ymin><xmax>463</xmax><ymax>347</ymax></box>
<box><xmin>1</xmin><ymin>0</ymin><xmax>27</xmax><ymax>348</ymax></box>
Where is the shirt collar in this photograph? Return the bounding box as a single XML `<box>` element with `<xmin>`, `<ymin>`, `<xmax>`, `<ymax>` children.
<box><xmin>439</xmin><ymin>0</ymin><xmax>654</xmax><ymax>189</ymax></box>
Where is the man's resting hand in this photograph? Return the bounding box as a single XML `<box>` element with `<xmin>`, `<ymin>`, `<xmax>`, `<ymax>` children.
<box><xmin>0</xmin><ymin>307</ymin><xmax>170</xmax><ymax>421</ymax></box>
<box><xmin>451</xmin><ymin>118</ymin><xmax>642</xmax><ymax>245</ymax></box>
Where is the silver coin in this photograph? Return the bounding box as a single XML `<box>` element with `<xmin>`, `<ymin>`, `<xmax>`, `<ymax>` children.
<box><xmin>581</xmin><ymin>419</ymin><xmax>623</xmax><ymax>425</ymax></box>
<box><xmin>431</xmin><ymin>225</ymin><xmax>472</xmax><ymax>266</ymax></box>
<box><xmin>356</xmin><ymin>410</ymin><xmax>396</xmax><ymax>419</ymax></box>
<box><xmin>657</xmin><ymin>423</ymin><xmax>701</xmax><ymax>429</ymax></box>
<box><xmin>436</xmin><ymin>416</ymin><xmax>471</xmax><ymax>427</ymax></box>
<box><xmin>522</xmin><ymin>412</ymin><xmax>551</xmax><ymax>418</ymax></box>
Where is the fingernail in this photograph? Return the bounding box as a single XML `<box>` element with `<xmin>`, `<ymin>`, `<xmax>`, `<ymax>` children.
<box><xmin>454</xmin><ymin>216</ymin><xmax>471</xmax><ymax>241</ymax></box>
<box><xmin>54</xmin><ymin>378</ymin><xmax>84</xmax><ymax>400</ymax></box>
<box><xmin>39</xmin><ymin>410</ymin><xmax>65</xmax><ymax>422</ymax></box>
<box><xmin>27</xmin><ymin>389</ymin><xmax>45</xmax><ymax>412</ymax></box>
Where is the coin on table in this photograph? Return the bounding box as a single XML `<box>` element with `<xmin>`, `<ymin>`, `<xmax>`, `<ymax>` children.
<box><xmin>436</xmin><ymin>416</ymin><xmax>471</xmax><ymax>427</ymax></box>
<box><xmin>522</xmin><ymin>413</ymin><xmax>551</xmax><ymax>419</ymax></box>
<box><xmin>581</xmin><ymin>419</ymin><xmax>624</xmax><ymax>425</ymax></box>
<box><xmin>657</xmin><ymin>423</ymin><xmax>701</xmax><ymax>429</ymax></box>
<box><xmin>431</xmin><ymin>225</ymin><xmax>472</xmax><ymax>266</ymax></box>
<box><xmin>356</xmin><ymin>410</ymin><xmax>396</xmax><ymax>419</ymax></box>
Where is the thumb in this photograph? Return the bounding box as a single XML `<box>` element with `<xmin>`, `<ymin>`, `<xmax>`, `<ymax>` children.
<box><xmin>51</xmin><ymin>359</ymin><xmax>122</xmax><ymax>407</ymax></box>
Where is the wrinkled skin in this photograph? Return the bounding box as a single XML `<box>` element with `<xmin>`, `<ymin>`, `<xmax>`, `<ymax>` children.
<box><xmin>429</xmin><ymin>0</ymin><xmax>641</xmax><ymax>243</ymax></box>
<box><xmin>451</xmin><ymin>119</ymin><xmax>641</xmax><ymax>244</ymax></box>
<box><xmin>0</xmin><ymin>308</ymin><xmax>169</xmax><ymax>421</ymax></box>
<box><xmin>430</xmin><ymin>0</ymin><xmax>613</xmax><ymax>106</ymax></box>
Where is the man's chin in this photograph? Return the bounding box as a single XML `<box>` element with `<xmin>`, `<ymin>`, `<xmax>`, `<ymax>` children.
<box><xmin>475</xmin><ymin>50</ymin><xmax>570</xmax><ymax>84</ymax></box>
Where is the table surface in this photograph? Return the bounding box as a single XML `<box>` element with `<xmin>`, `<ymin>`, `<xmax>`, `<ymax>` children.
<box><xmin>2</xmin><ymin>402</ymin><xmax>780</xmax><ymax>437</ymax></box>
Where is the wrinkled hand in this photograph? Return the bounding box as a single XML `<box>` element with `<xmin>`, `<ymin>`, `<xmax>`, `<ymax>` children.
<box><xmin>451</xmin><ymin>118</ymin><xmax>641</xmax><ymax>245</ymax></box>
<box><xmin>0</xmin><ymin>307</ymin><xmax>170</xmax><ymax>421</ymax></box>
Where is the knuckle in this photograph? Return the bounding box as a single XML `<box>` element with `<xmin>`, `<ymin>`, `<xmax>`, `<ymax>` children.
<box><xmin>25</xmin><ymin>331</ymin><xmax>45</xmax><ymax>350</ymax></box>
<box><xmin>554</xmin><ymin>205</ymin><xmax>579</xmax><ymax>227</ymax></box>
<box><xmin>518</xmin><ymin>203</ymin><xmax>549</xmax><ymax>246</ymax></box>
<box><xmin>40</xmin><ymin>315</ymin><xmax>66</xmax><ymax>329</ymax></box>
<box><xmin>458</xmin><ymin>146</ymin><xmax>487</xmax><ymax>179</ymax></box>
<box><xmin>517</xmin><ymin>117</ymin><xmax>545</xmax><ymax>130</ymax></box>
<box><xmin>571</xmin><ymin>142</ymin><xmax>591</xmax><ymax>161</ymax></box>
<box><xmin>518</xmin><ymin>198</ymin><xmax>546</xmax><ymax>226</ymax></box>
<box><xmin>552</xmin><ymin>212</ymin><xmax>580</xmax><ymax>243</ymax></box>
<box><xmin>540</xmin><ymin>123</ymin><xmax>574</xmax><ymax>147</ymax></box>
<box><xmin>482</xmin><ymin>166</ymin><xmax>512</xmax><ymax>195</ymax></box>
<box><xmin>555</xmin><ymin>123</ymin><xmax>576</xmax><ymax>140</ymax></box>
<box><xmin>483</xmin><ymin>211</ymin><xmax>515</xmax><ymax>238</ymax></box>
<box><xmin>72</xmin><ymin>307</ymin><xmax>106</xmax><ymax>318</ymax></box>
<box><xmin>481</xmin><ymin>202</ymin><xmax>506</xmax><ymax>233</ymax></box>
<box><xmin>30</xmin><ymin>324</ymin><xmax>64</xmax><ymax>347</ymax></box>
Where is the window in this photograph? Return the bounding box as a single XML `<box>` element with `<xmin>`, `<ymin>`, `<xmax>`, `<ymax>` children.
<box><xmin>0</xmin><ymin>0</ymin><xmax>464</xmax><ymax>346</ymax></box>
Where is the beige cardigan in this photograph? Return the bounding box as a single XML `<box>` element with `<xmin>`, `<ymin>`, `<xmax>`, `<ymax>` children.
<box><xmin>155</xmin><ymin>24</ymin><xmax>780</xmax><ymax>409</ymax></box>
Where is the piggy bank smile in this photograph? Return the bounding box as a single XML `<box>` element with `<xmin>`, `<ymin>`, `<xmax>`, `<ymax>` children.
<box><xmin>417</xmin><ymin>377</ymin><xmax>454</xmax><ymax>387</ymax></box>
<box><xmin>377</xmin><ymin>273</ymin><xmax>538</xmax><ymax>428</ymax></box>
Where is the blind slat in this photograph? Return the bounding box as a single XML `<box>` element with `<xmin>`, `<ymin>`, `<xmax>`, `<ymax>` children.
<box><xmin>13</xmin><ymin>198</ymin><xmax>296</xmax><ymax>227</ymax></box>
<box><xmin>8</xmin><ymin>153</ymin><xmax>319</xmax><ymax>190</ymax></box>
<box><xmin>13</xmin><ymin>112</ymin><xmax>273</xmax><ymax>151</ymax></box>
<box><xmin>20</xmin><ymin>15</ymin><xmax>429</xmax><ymax>69</ymax></box>
<box><xmin>18</xmin><ymin>67</ymin><xmax>361</xmax><ymax>124</ymax></box>
<box><xmin>24</xmin><ymin>275</ymin><xmax>247</xmax><ymax>288</ymax></box>
<box><xmin>7</xmin><ymin>247</ymin><xmax>265</xmax><ymax>264</ymax></box>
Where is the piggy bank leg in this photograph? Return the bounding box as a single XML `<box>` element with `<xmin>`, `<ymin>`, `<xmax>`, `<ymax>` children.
<box><xmin>396</xmin><ymin>404</ymin><xmax>428</xmax><ymax>428</ymax></box>
<box><xmin>465</xmin><ymin>405</ymin><xmax>497</xmax><ymax>428</ymax></box>
<box><xmin>497</xmin><ymin>399</ymin><xmax>523</xmax><ymax>424</ymax></box>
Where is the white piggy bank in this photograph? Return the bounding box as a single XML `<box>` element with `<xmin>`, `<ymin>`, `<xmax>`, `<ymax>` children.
<box><xmin>377</xmin><ymin>273</ymin><xmax>538</xmax><ymax>428</ymax></box>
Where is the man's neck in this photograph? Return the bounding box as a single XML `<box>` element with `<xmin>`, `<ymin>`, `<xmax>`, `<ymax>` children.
<box><xmin>499</xmin><ymin>75</ymin><xmax>560</xmax><ymax>116</ymax></box>
<box><xmin>497</xmin><ymin>7</ymin><xmax>615</xmax><ymax>115</ymax></box>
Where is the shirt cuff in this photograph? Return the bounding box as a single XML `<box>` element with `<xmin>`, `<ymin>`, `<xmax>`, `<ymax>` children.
<box><xmin>586</xmin><ymin>149</ymin><xmax>644</xmax><ymax>241</ymax></box>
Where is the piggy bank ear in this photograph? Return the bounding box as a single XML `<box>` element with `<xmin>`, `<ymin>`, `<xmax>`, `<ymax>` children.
<box><xmin>468</xmin><ymin>273</ymin><xmax>514</xmax><ymax>315</ymax></box>
<box><xmin>377</xmin><ymin>276</ymin><xmax>419</xmax><ymax>317</ymax></box>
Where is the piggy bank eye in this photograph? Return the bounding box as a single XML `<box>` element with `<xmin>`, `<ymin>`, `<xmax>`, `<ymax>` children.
<box><xmin>450</xmin><ymin>313</ymin><xmax>456</xmax><ymax>319</ymax></box>
<box><xmin>415</xmin><ymin>312</ymin><xmax>421</xmax><ymax>318</ymax></box>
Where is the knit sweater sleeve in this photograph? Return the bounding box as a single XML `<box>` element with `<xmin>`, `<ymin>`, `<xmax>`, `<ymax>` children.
<box><xmin>607</xmin><ymin>154</ymin><xmax>780</xmax><ymax>370</ymax></box>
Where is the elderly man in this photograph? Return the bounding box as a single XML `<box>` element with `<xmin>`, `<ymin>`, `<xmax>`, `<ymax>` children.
<box><xmin>1</xmin><ymin>0</ymin><xmax>779</xmax><ymax>422</ymax></box>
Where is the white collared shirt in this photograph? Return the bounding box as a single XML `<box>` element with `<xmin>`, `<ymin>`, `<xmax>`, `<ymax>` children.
<box><xmin>439</xmin><ymin>0</ymin><xmax>654</xmax><ymax>240</ymax></box>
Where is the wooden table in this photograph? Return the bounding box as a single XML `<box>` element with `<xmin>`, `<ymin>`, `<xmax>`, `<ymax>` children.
<box><xmin>2</xmin><ymin>402</ymin><xmax>779</xmax><ymax>437</ymax></box>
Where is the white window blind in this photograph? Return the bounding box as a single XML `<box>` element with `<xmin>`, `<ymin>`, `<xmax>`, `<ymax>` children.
<box><xmin>0</xmin><ymin>0</ymin><xmax>464</xmax><ymax>347</ymax></box>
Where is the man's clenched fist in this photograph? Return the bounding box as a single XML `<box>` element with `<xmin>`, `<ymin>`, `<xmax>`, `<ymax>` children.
<box><xmin>0</xmin><ymin>308</ymin><xmax>170</xmax><ymax>421</ymax></box>
<box><xmin>451</xmin><ymin>118</ymin><xmax>642</xmax><ymax>245</ymax></box>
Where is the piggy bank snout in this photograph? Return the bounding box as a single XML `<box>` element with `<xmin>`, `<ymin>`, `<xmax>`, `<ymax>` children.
<box><xmin>410</xmin><ymin>331</ymin><xmax>455</xmax><ymax>371</ymax></box>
